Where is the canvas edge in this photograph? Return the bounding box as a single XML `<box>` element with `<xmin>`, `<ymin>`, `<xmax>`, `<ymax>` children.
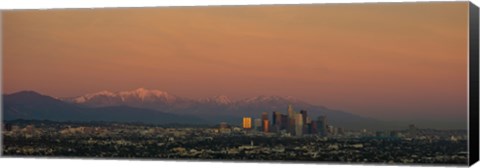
<box><xmin>0</xmin><ymin>10</ymin><xmax>4</xmax><ymax>158</ymax></box>
<box><xmin>468</xmin><ymin>1</ymin><xmax>479</xmax><ymax>166</ymax></box>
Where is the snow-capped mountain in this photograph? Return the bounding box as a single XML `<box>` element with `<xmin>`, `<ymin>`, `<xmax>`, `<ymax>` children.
<box><xmin>237</xmin><ymin>95</ymin><xmax>306</xmax><ymax>105</ymax></box>
<box><xmin>64</xmin><ymin>88</ymin><xmax>181</xmax><ymax>107</ymax></box>
<box><xmin>117</xmin><ymin>88</ymin><xmax>176</xmax><ymax>103</ymax></box>
<box><xmin>3</xmin><ymin>91</ymin><xmax>205</xmax><ymax>124</ymax></box>
<box><xmin>3</xmin><ymin>90</ymin><xmax>460</xmax><ymax>130</ymax></box>
<box><xmin>67</xmin><ymin>88</ymin><xmax>305</xmax><ymax>106</ymax></box>
<box><xmin>199</xmin><ymin>95</ymin><xmax>233</xmax><ymax>105</ymax></box>
<box><xmin>64</xmin><ymin>88</ymin><xmax>310</xmax><ymax>110</ymax></box>
<box><xmin>60</xmin><ymin>88</ymin><xmax>381</xmax><ymax>129</ymax></box>
<box><xmin>71</xmin><ymin>90</ymin><xmax>116</xmax><ymax>103</ymax></box>
<box><xmin>65</xmin><ymin>88</ymin><xmax>326</xmax><ymax>115</ymax></box>
<box><xmin>72</xmin><ymin>88</ymin><xmax>176</xmax><ymax>103</ymax></box>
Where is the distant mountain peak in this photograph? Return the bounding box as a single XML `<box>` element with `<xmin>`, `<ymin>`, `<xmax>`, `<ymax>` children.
<box><xmin>89</xmin><ymin>90</ymin><xmax>115</xmax><ymax>97</ymax></box>
<box><xmin>120</xmin><ymin>88</ymin><xmax>174</xmax><ymax>102</ymax></box>
<box><xmin>4</xmin><ymin>90</ymin><xmax>68</xmax><ymax>105</ymax></box>
<box><xmin>241</xmin><ymin>95</ymin><xmax>304</xmax><ymax>103</ymax></box>
<box><xmin>6</xmin><ymin>90</ymin><xmax>43</xmax><ymax>97</ymax></box>
<box><xmin>72</xmin><ymin>90</ymin><xmax>115</xmax><ymax>103</ymax></box>
<box><xmin>68</xmin><ymin>88</ymin><xmax>177</xmax><ymax>104</ymax></box>
<box><xmin>5</xmin><ymin>89</ymin><xmax>384</xmax><ymax>129</ymax></box>
<box><xmin>66</xmin><ymin>89</ymin><xmax>313</xmax><ymax>108</ymax></box>
<box><xmin>200</xmin><ymin>95</ymin><xmax>233</xmax><ymax>105</ymax></box>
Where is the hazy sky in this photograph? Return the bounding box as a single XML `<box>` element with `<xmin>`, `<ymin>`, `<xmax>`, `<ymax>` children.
<box><xmin>2</xmin><ymin>2</ymin><xmax>469</xmax><ymax>121</ymax></box>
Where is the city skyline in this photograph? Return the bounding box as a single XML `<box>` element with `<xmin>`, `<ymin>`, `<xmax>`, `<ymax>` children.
<box><xmin>3</xmin><ymin>2</ymin><xmax>469</xmax><ymax>123</ymax></box>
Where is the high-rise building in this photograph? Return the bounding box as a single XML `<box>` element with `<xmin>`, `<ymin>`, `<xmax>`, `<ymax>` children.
<box><xmin>263</xmin><ymin>120</ymin><xmax>269</xmax><ymax>133</ymax></box>
<box><xmin>262</xmin><ymin>112</ymin><xmax>269</xmax><ymax>121</ymax></box>
<box><xmin>242</xmin><ymin>117</ymin><xmax>252</xmax><ymax>129</ymax></box>
<box><xmin>289</xmin><ymin>116</ymin><xmax>296</xmax><ymax>134</ymax></box>
<box><xmin>261</xmin><ymin>112</ymin><xmax>269</xmax><ymax>131</ymax></box>
<box><xmin>280</xmin><ymin>114</ymin><xmax>289</xmax><ymax>131</ymax></box>
<box><xmin>300</xmin><ymin>110</ymin><xmax>308</xmax><ymax>134</ymax></box>
<box><xmin>274</xmin><ymin>112</ymin><xmax>282</xmax><ymax>132</ymax></box>
<box><xmin>306</xmin><ymin>123</ymin><xmax>312</xmax><ymax>134</ymax></box>
<box><xmin>300</xmin><ymin>110</ymin><xmax>308</xmax><ymax>124</ymax></box>
<box><xmin>254</xmin><ymin>118</ymin><xmax>262</xmax><ymax>131</ymax></box>
<box><xmin>287</xmin><ymin>104</ymin><xmax>294</xmax><ymax>118</ymax></box>
<box><xmin>294</xmin><ymin>113</ymin><xmax>303</xmax><ymax>136</ymax></box>
<box><xmin>310</xmin><ymin>120</ymin><xmax>318</xmax><ymax>134</ymax></box>
<box><xmin>272</xmin><ymin>112</ymin><xmax>278</xmax><ymax>125</ymax></box>
<box><xmin>316</xmin><ymin>115</ymin><xmax>327</xmax><ymax>136</ymax></box>
<box><xmin>287</xmin><ymin>105</ymin><xmax>296</xmax><ymax>134</ymax></box>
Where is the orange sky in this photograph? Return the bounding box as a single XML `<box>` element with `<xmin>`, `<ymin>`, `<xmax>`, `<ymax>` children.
<box><xmin>2</xmin><ymin>2</ymin><xmax>469</xmax><ymax>121</ymax></box>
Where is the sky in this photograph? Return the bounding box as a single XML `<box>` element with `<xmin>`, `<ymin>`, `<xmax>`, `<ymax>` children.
<box><xmin>2</xmin><ymin>2</ymin><xmax>469</xmax><ymax>122</ymax></box>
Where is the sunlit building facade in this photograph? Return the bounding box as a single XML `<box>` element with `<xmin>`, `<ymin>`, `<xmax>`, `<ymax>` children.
<box><xmin>240</xmin><ymin>105</ymin><xmax>331</xmax><ymax>137</ymax></box>
<box><xmin>263</xmin><ymin>120</ymin><xmax>269</xmax><ymax>133</ymax></box>
<box><xmin>294</xmin><ymin>113</ymin><xmax>303</xmax><ymax>136</ymax></box>
<box><xmin>243</xmin><ymin>117</ymin><xmax>252</xmax><ymax>129</ymax></box>
<box><xmin>261</xmin><ymin>112</ymin><xmax>268</xmax><ymax>131</ymax></box>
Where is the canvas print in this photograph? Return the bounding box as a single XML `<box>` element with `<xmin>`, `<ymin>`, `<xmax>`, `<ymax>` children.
<box><xmin>1</xmin><ymin>2</ymin><xmax>477</xmax><ymax>166</ymax></box>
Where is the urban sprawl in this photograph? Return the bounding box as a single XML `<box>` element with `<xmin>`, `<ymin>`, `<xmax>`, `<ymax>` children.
<box><xmin>2</xmin><ymin>105</ymin><xmax>468</xmax><ymax>165</ymax></box>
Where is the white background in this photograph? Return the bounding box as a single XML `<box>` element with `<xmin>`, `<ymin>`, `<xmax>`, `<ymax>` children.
<box><xmin>0</xmin><ymin>0</ymin><xmax>478</xmax><ymax>168</ymax></box>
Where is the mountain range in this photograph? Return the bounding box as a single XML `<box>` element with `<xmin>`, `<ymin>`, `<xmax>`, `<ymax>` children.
<box><xmin>3</xmin><ymin>88</ymin><xmax>387</xmax><ymax>130</ymax></box>
<box><xmin>3</xmin><ymin>91</ymin><xmax>204</xmax><ymax>125</ymax></box>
